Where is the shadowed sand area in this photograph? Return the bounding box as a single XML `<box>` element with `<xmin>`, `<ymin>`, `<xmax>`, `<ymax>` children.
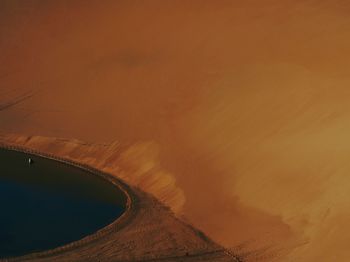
<box><xmin>0</xmin><ymin>138</ymin><xmax>238</xmax><ymax>262</ymax></box>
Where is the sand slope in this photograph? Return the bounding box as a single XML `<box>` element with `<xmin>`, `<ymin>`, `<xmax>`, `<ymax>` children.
<box><xmin>0</xmin><ymin>136</ymin><xmax>237</xmax><ymax>262</ymax></box>
<box><xmin>2</xmin><ymin>1</ymin><xmax>350</xmax><ymax>261</ymax></box>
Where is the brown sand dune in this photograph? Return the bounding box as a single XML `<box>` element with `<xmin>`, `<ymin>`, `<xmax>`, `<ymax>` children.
<box><xmin>2</xmin><ymin>1</ymin><xmax>350</xmax><ymax>261</ymax></box>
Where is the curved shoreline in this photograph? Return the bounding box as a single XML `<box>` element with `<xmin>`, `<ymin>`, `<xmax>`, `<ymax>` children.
<box><xmin>0</xmin><ymin>144</ymin><xmax>137</xmax><ymax>261</ymax></box>
<box><xmin>0</xmin><ymin>141</ymin><xmax>239</xmax><ymax>262</ymax></box>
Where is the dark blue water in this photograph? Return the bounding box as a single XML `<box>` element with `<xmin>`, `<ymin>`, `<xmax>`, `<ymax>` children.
<box><xmin>0</xmin><ymin>148</ymin><xmax>126</xmax><ymax>258</ymax></box>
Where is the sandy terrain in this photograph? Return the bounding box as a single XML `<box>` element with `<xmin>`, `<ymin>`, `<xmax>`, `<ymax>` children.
<box><xmin>0</xmin><ymin>138</ymin><xmax>238</xmax><ymax>262</ymax></box>
<box><xmin>2</xmin><ymin>1</ymin><xmax>350</xmax><ymax>261</ymax></box>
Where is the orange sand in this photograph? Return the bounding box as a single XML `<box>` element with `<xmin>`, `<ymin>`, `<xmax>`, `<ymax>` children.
<box><xmin>1</xmin><ymin>1</ymin><xmax>350</xmax><ymax>261</ymax></box>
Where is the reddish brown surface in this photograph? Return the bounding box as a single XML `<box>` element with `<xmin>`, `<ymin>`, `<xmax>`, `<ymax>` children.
<box><xmin>2</xmin><ymin>1</ymin><xmax>350</xmax><ymax>261</ymax></box>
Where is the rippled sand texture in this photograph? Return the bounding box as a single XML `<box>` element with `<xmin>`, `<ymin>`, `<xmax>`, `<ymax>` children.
<box><xmin>1</xmin><ymin>1</ymin><xmax>350</xmax><ymax>261</ymax></box>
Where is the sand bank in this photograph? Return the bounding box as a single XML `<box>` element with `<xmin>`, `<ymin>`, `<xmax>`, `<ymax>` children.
<box><xmin>0</xmin><ymin>135</ymin><xmax>238</xmax><ymax>262</ymax></box>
